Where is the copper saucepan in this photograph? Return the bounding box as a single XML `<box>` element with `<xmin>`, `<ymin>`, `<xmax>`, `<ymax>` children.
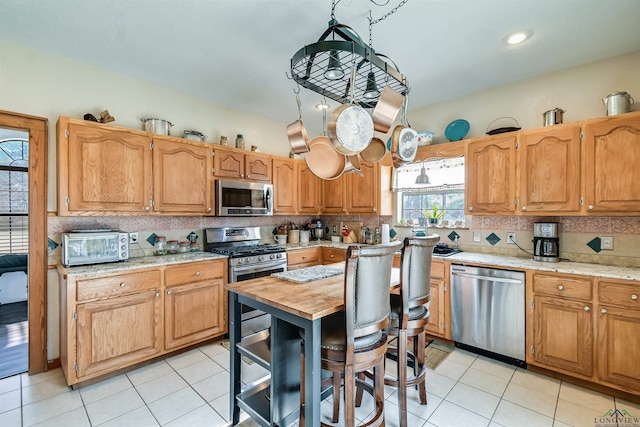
<box><xmin>359</xmin><ymin>136</ymin><xmax>387</xmax><ymax>163</ymax></box>
<box><xmin>305</xmin><ymin>136</ymin><xmax>346</xmax><ymax>180</ymax></box>
<box><xmin>287</xmin><ymin>92</ymin><xmax>310</xmax><ymax>154</ymax></box>
<box><xmin>372</xmin><ymin>87</ymin><xmax>404</xmax><ymax>133</ymax></box>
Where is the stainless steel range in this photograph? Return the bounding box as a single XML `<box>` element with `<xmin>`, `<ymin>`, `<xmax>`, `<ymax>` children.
<box><xmin>204</xmin><ymin>227</ymin><xmax>287</xmax><ymax>337</ymax></box>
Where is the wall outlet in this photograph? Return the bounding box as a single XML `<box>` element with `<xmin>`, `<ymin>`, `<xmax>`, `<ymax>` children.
<box><xmin>473</xmin><ymin>231</ymin><xmax>481</xmax><ymax>242</ymax></box>
<box><xmin>602</xmin><ymin>236</ymin><xmax>613</xmax><ymax>250</ymax></box>
<box><xmin>507</xmin><ymin>233</ymin><xmax>516</xmax><ymax>244</ymax></box>
<box><xmin>129</xmin><ymin>232</ymin><xmax>139</xmax><ymax>244</ymax></box>
<box><xmin>332</xmin><ymin>225</ymin><xmax>337</xmax><ymax>233</ymax></box>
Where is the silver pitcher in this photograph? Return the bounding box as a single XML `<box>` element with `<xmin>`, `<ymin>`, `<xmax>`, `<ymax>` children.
<box><xmin>603</xmin><ymin>91</ymin><xmax>635</xmax><ymax>116</ymax></box>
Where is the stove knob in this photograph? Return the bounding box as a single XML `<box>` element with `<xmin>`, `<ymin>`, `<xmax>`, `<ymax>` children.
<box><xmin>247</xmin><ymin>257</ymin><xmax>253</xmax><ymax>264</ymax></box>
<box><xmin>270</xmin><ymin>254</ymin><xmax>275</xmax><ymax>260</ymax></box>
<box><xmin>276</xmin><ymin>253</ymin><xmax>283</xmax><ymax>259</ymax></box>
<box><xmin>237</xmin><ymin>259</ymin><xmax>244</xmax><ymax>265</ymax></box>
<box><xmin>259</xmin><ymin>255</ymin><xmax>265</xmax><ymax>261</ymax></box>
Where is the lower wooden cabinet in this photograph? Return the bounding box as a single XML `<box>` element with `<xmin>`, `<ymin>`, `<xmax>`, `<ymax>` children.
<box><xmin>322</xmin><ymin>247</ymin><xmax>346</xmax><ymax>264</ymax></box>
<box><xmin>287</xmin><ymin>247</ymin><xmax>321</xmax><ymax>270</ymax></box>
<box><xmin>426</xmin><ymin>259</ymin><xmax>449</xmax><ymax>339</ymax></box>
<box><xmin>59</xmin><ymin>258</ymin><xmax>227</xmax><ymax>386</ymax></box>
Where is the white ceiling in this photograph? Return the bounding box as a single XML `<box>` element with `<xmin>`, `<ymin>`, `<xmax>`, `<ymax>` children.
<box><xmin>2</xmin><ymin>0</ymin><xmax>640</xmax><ymax>131</ymax></box>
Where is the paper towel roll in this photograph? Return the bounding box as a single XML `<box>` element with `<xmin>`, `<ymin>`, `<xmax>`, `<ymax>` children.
<box><xmin>381</xmin><ymin>223</ymin><xmax>390</xmax><ymax>243</ymax></box>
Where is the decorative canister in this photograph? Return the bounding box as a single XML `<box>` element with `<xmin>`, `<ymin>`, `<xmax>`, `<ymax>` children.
<box><xmin>603</xmin><ymin>91</ymin><xmax>635</xmax><ymax>116</ymax></box>
<box><xmin>235</xmin><ymin>134</ymin><xmax>245</xmax><ymax>150</ymax></box>
<box><xmin>543</xmin><ymin>108</ymin><xmax>565</xmax><ymax>126</ymax></box>
<box><xmin>288</xmin><ymin>229</ymin><xmax>300</xmax><ymax>244</ymax></box>
<box><xmin>167</xmin><ymin>240</ymin><xmax>178</xmax><ymax>254</ymax></box>
<box><xmin>154</xmin><ymin>236</ymin><xmax>167</xmax><ymax>256</ymax></box>
<box><xmin>220</xmin><ymin>136</ymin><xmax>229</xmax><ymax>146</ymax></box>
<box><xmin>178</xmin><ymin>241</ymin><xmax>189</xmax><ymax>253</ymax></box>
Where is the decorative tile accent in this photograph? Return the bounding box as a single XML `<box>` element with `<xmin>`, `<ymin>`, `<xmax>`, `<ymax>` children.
<box><xmin>414</xmin><ymin>230</ymin><xmax>426</xmax><ymax>237</ymax></box>
<box><xmin>448</xmin><ymin>231</ymin><xmax>460</xmax><ymax>242</ymax></box>
<box><xmin>389</xmin><ymin>228</ymin><xmax>397</xmax><ymax>239</ymax></box>
<box><xmin>146</xmin><ymin>233</ymin><xmax>158</xmax><ymax>246</ymax></box>
<box><xmin>482</xmin><ymin>216</ymin><xmax>519</xmax><ymax>231</ymax></box>
<box><xmin>611</xmin><ymin>217</ymin><xmax>640</xmax><ymax>234</ymax></box>
<box><xmin>187</xmin><ymin>231</ymin><xmax>198</xmax><ymax>242</ymax></box>
<box><xmin>272</xmin><ymin>227</ymin><xmax>277</xmax><ymax>235</ymax></box>
<box><xmin>485</xmin><ymin>232</ymin><xmax>501</xmax><ymax>246</ymax></box>
<box><xmin>587</xmin><ymin>237</ymin><xmax>602</xmax><ymax>253</ymax></box>
<box><xmin>47</xmin><ymin>238</ymin><xmax>58</xmax><ymax>255</ymax></box>
<box><xmin>562</xmin><ymin>217</ymin><xmax>610</xmax><ymax>233</ymax></box>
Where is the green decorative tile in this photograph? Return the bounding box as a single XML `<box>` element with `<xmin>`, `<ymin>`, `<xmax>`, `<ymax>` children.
<box><xmin>47</xmin><ymin>238</ymin><xmax>58</xmax><ymax>255</ymax></box>
<box><xmin>187</xmin><ymin>231</ymin><xmax>198</xmax><ymax>242</ymax></box>
<box><xmin>389</xmin><ymin>228</ymin><xmax>397</xmax><ymax>239</ymax></box>
<box><xmin>447</xmin><ymin>231</ymin><xmax>460</xmax><ymax>242</ymax></box>
<box><xmin>146</xmin><ymin>233</ymin><xmax>158</xmax><ymax>246</ymax></box>
<box><xmin>485</xmin><ymin>232</ymin><xmax>501</xmax><ymax>246</ymax></box>
<box><xmin>587</xmin><ymin>237</ymin><xmax>602</xmax><ymax>253</ymax></box>
<box><xmin>414</xmin><ymin>231</ymin><xmax>426</xmax><ymax>237</ymax></box>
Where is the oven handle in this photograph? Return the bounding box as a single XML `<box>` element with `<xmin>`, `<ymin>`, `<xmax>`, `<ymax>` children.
<box><xmin>232</xmin><ymin>260</ymin><xmax>287</xmax><ymax>275</ymax></box>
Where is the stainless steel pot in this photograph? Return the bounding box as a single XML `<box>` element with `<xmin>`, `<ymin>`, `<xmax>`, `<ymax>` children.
<box><xmin>542</xmin><ymin>108</ymin><xmax>565</xmax><ymax>126</ymax></box>
<box><xmin>603</xmin><ymin>91</ymin><xmax>635</xmax><ymax>116</ymax></box>
<box><xmin>183</xmin><ymin>130</ymin><xmax>208</xmax><ymax>141</ymax></box>
<box><xmin>141</xmin><ymin>118</ymin><xmax>174</xmax><ymax>135</ymax></box>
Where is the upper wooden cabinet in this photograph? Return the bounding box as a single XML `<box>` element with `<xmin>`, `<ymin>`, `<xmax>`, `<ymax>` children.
<box><xmin>322</xmin><ymin>174</ymin><xmax>347</xmax><ymax>214</ymax></box>
<box><xmin>213</xmin><ymin>147</ymin><xmax>271</xmax><ymax>182</ymax></box>
<box><xmin>517</xmin><ymin>123</ymin><xmax>581</xmax><ymax>214</ymax></box>
<box><xmin>297</xmin><ymin>160</ymin><xmax>322</xmax><ymax>215</ymax></box>
<box><xmin>152</xmin><ymin>136</ymin><xmax>213</xmax><ymax>215</ymax></box>
<box><xmin>347</xmin><ymin>161</ymin><xmax>379</xmax><ymax>214</ymax></box>
<box><xmin>272</xmin><ymin>157</ymin><xmax>297</xmax><ymax>215</ymax></box>
<box><xmin>58</xmin><ymin>117</ymin><xmax>153</xmax><ymax>215</ymax></box>
<box><xmin>583</xmin><ymin>111</ymin><xmax>640</xmax><ymax>214</ymax></box>
<box><xmin>57</xmin><ymin>117</ymin><xmax>213</xmax><ymax>215</ymax></box>
<box><xmin>465</xmin><ymin>133</ymin><xmax>516</xmax><ymax>214</ymax></box>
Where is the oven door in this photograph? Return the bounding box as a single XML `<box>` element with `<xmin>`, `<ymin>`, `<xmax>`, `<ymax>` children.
<box><xmin>230</xmin><ymin>259</ymin><xmax>286</xmax><ymax>283</ymax></box>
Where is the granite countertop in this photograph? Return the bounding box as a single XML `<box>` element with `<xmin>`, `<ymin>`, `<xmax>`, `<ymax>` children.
<box><xmin>57</xmin><ymin>252</ymin><xmax>227</xmax><ymax>278</ymax></box>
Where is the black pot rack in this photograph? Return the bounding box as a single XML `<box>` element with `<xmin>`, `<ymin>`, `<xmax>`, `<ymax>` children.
<box><xmin>290</xmin><ymin>20</ymin><xmax>410</xmax><ymax>109</ymax></box>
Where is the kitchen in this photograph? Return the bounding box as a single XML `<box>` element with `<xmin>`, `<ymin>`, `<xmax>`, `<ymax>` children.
<box><xmin>1</xmin><ymin>1</ymin><xmax>640</xmax><ymax>426</ymax></box>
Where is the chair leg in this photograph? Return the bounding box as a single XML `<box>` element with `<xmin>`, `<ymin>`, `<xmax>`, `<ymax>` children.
<box><xmin>332</xmin><ymin>372</ymin><xmax>341</xmax><ymax>423</ymax></box>
<box><xmin>344</xmin><ymin>365</ymin><xmax>356</xmax><ymax>427</ymax></box>
<box><xmin>416</xmin><ymin>332</ymin><xmax>427</xmax><ymax>405</ymax></box>
<box><xmin>398</xmin><ymin>330</ymin><xmax>408</xmax><ymax>427</ymax></box>
<box><xmin>374</xmin><ymin>358</ymin><xmax>386</xmax><ymax>425</ymax></box>
<box><xmin>355</xmin><ymin>372</ymin><xmax>365</xmax><ymax>407</ymax></box>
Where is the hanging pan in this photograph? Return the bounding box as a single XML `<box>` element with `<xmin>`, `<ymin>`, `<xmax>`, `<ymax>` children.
<box><xmin>372</xmin><ymin>86</ymin><xmax>404</xmax><ymax>133</ymax></box>
<box><xmin>306</xmin><ymin>104</ymin><xmax>345</xmax><ymax>180</ymax></box>
<box><xmin>286</xmin><ymin>90</ymin><xmax>310</xmax><ymax>154</ymax></box>
<box><xmin>359</xmin><ymin>136</ymin><xmax>387</xmax><ymax>163</ymax></box>
<box><xmin>327</xmin><ymin>65</ymin><xmax>374</xmax><ymax>155</ymax></box>
<box><xmin>390</xmin><ymin>93</ymin><xmax>418</xmax><ymax>168</ymax></box>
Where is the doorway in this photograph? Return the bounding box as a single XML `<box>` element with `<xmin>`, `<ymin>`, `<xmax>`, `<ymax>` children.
<box><xmin>0</xmin><ymin>111</ymin><xmax>48</xmax><ymax>377</ymax></box>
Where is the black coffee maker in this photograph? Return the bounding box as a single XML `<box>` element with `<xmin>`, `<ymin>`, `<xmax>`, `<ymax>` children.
<box><xmin>533</xmin><ymin>222</ymin><xmax>559</xmax><ymax>262</ymax></box>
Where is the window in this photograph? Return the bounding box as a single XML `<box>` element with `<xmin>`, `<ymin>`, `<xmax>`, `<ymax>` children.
<box><xmin>0</xmin><ymin>137</ymin><xmax>29</xmax><ymax>254</ymax></box>
<box><xmin>393</xmin><ymin>157</ymin><xmax>465</xmax><ymax>225</ymax></box>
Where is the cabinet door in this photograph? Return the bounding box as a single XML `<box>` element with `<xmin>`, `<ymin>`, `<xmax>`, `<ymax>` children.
<box><xmin>532</xmin><ymin>295</ymin><xmax>593</xmax><ymax>377</ymax></box>
<box><xmin>297</xmin><ymin>160</ymin><xmax>321</xmax><ymax>214</ymax></box>
<box><xmin>213</xmin><ymin>148</ymin><xmax>244</xmax><ymax>179</ymax></box>
<box><xmin>63</xmin><ymin>122</ymin><xmax>153</xmax><ymax>213</ymax></box>
<box><xmin>517</xmin><ymin>124</ymin><xmax>581</xmax><ymax>214</ymax></box>
<box><xmin>583</xmin><ymin>112</ymin><xmax>640</xmax><ymax>213</ymax></box>
<box><xmin>425</xmin><ymin>278</ymin><xmax>445</xmax><ymax>337</ymax></box>
<box><xmin>321</xmin><ymin>175</ymin><xmax>347</xmax><ymax>214</ymax></box>
<box><xmin>596</xmin><ymin>305</ymin><xmax>640</xmax><ymax>393</ymax></box>
<box><xmin>153</xmin><ymin>137</ymin><xmax>212</xmax><ymax>214</ymax></box>
<box><xmin>245</xmin><ymin>153</ymin><xmax>272</xmax><ymax>182</ymax></box>
<box><xmin>347</xmin><ymin>161</ymin><xmax>378</xmax><ymax>214</ymax></box>
<box><xmin>288</xmin><ymin>247</ymin><xmax>321</xmax><ymax>270</ymax></box>
<box><xmin>273</xmin><ymin>158</ymin><xmax>297</xmax><ymax>214</ymax></box>
<box><xmin>76</xmin><ymin>290</ymin><xmax>161</xmax><ymax>380</ymax></box>
<box><xmin>322</xmin><ymin>248</ymin><xmax>346</xmax><ymax>264</ymax></box>
<box><xmin>165</xmin><ymin>279</ymin><xmax>225</xmax><ymax>350</ymax></box>
<box><xmin>465</xmin><ymin>133</ymin><xmax>516</xmax><ymax>214</ymax></box>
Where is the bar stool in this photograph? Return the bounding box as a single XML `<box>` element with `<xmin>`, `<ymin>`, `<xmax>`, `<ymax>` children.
<box><xmin>300</xmin><ymin>241</ymin><xmax>402</xmax><ymax>427</ymax></box>
<box><xmin>385</xmin><ymin>235</ymin><xmax>439</xmax><ymax>427</ymax></box>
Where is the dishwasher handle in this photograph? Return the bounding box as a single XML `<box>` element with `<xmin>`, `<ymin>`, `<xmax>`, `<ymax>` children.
<box><xmin>451</xmin><ymin>271</ymin><xmax>523</xmax><ymax>284</ymax></box>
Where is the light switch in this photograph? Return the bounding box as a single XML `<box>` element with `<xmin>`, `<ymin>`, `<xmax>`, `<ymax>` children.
<box><xmin>473</xmin><ymin>231</ymin><xmax>481</xmax><ymax>242</ymax></box>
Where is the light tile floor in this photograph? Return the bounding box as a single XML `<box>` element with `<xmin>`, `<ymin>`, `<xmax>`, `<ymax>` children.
<box><xmin>0</xmin><ymin>338</ymin><xmax>638</xmax><ymax>427</ymax></box>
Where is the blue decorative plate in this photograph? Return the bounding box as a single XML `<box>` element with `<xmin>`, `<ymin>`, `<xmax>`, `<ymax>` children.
<box><xmin>444</xmin><ymin>119</ymin><xmax>470</xmax><ymax>141</ymax></box>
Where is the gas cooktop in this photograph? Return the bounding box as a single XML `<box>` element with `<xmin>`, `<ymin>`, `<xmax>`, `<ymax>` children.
<box><xmin>209</xmin><ymin>244</ymin><xmax>286</xmax><ymax>258</ymax></box>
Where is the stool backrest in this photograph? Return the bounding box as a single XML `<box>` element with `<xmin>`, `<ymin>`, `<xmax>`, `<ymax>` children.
<box><xmin>344</xmin><ymin>241</ymin><xmax>402</xmax><ymax>345</ymax></box>
<box><xmin>400</xmin><ymin>235</ymin><xmax>440</xmax><ymax>310</ymax></box>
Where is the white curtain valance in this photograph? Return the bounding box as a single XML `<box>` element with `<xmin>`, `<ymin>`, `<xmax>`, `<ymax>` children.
<box><xmin>392</xmin><ymin>156</ymin><xmax>465</xmax><ymax>192</ymax></box>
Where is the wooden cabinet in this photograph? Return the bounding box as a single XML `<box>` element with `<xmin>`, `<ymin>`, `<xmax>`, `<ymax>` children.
<box><xmin>213</xmin><ymin>147</ymin><xmax>272</xmax><ymax>181</ymax></box>
<box><xmin>583</xmin><ymin>111</ymin><xmax>640</xmax><ymax>214</ymax></box>
<box><xmin>517</xmin><ymin>124</ymin><xmax>581</xmax><ymax>214</ymax></box>
<box><xmin>287</xmin><ymin>247</ymin><xmax>321</xmax><ymax>270</ymax></box>
<box><xmin>321</xmin><ymin>174</ymin><xmax>347</xmax><ymax>214</ymax></box>
<box><xmin>346</xmin><ymin>161</ymin><xmax>379</xmax><ymax>214</ymax></box>
<box><xmin>322</xmin><ymin>247</ymin><xmax>346</xmax><ymax>264</ymax></box>
<box><xmin>152</xmin><ymin>136</ymin><xmax>213</xmax><ymax>214</ymax></box>
<box><xmin>426</xmin><ymin>259</ymin><xmax>449</xmax><ymax>339</ymax></box>
<box><xmin>596</xmin><ymin>278</ymin><xmax>640</xmax><ymax>394</ymax></box>
<box><xmin>529</xmin><ymin>272</ymin><xmax>594</xmax><ymax>378</ymax></box>
<box><xmin>272</xmin><ymin>158</ymin><xmax>297</xmax><ymax>215</ymax></box>
<box><xmin>164</xmin><ymin>261</ymin><xmax>226</xmax><ymax>350</ymax></box>
<box><xmin>59</xmin><ymin>258</ymin><xmax>228</xmax><ymax>386</ymax></box>
<box><xmin>57</xmin><ymin>117</ymin><xmax>153</xmax><ymax>215</ymax></box>
<box><xmin>465</xmin><ymin>133</ymin><xmax>516</xmax><ymax>214</ymax></box>
<box><xmin>297</xmin><ymin>160</ymin><xmax>322</xmax><ymax>214</ymax></box>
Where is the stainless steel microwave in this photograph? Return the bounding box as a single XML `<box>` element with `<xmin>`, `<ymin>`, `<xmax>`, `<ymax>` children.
<box><xmin>61</xmin><ymin>231</ymin><xmax>129</xmax><ymax>267</ymax></box>
<box><xmin>215</xmin><ymin>179</ymin><xmax>273</xmax><ymax>216</ymax></box>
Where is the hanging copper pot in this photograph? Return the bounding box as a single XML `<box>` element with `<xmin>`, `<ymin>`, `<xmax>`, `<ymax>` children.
<box><xmin>286</xmin><ymin>91</ymin><xmax>310</xmax><ymax>154</ymax></box>
<box><xmin>372</xmin><ymin>86</ymin><xmax>404</xmax><ymax>133</ymax></box>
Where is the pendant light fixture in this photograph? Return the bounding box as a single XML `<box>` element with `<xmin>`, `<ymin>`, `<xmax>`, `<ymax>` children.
<box><xmin>324</xmin><ymin>50</ymin><xmax>345</xmax><ymax>80</ymax></box>
<box><xmin>415</xmin><ymin>165</ymin><xmax>430</xmax><ymax>184</ymax></box>
<box><xmin>363</xmin><ymin>16</ymin><xmax>380</xmax><ymax>99</ymax></box>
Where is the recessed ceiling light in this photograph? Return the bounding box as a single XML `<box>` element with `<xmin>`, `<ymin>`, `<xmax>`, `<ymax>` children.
<box><xmin>315</xmin><ymin>103</ymin><xmax>330</xmax><ymax>110</ymax></box>
<box><xmin>504</xmin><ymin>30</ymin><xmax>532</xmax><ymax>45</ymax></box>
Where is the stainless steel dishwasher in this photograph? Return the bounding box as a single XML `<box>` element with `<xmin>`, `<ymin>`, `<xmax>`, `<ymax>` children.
<box><xmin>450</xmin><ymin>264</ymin><xmax>526</xmax><ymax>364</ymax></box>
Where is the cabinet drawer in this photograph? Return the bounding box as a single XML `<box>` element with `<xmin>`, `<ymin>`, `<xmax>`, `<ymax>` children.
<box><xmin>77</xmin><ymin>270</ymin><xmax>160</xmax><ymax>301</ymax></box>
<box><xmin>322</xmin><ymin>248</ymin><xmax>346</xmax><ymax>264</ymax></box>
<box><xmin>165</xmin><ymin>260</ymin><xmax>225</xmax><ymax>287</ymax></box>
<box><xmin>533</xmin><ymin>273</ymin><xmax>593</xmax><ymax>300</ymax></box>
<box><xmin>431</xmin><ymin>260</ymin><xmax>445</xmax><ymax>279</ymax></box>
<box><xmin>288</xmin><ymin>248</ymin><xmax>321</xmax><ymax>266</ymax></box>
<box><xmin>598</xmin><ymin>279</ymin><xmax>640</xmax><ymax>309</ymax></box>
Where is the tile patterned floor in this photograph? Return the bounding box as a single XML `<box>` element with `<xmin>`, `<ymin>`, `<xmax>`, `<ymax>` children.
<box><xmin>0</xmin><ymin>338</ymin><xmax>638</xmax><ymax>427</ymax></box>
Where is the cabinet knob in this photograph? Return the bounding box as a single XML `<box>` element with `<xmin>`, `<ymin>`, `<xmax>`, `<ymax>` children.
<box><xmin>584</xmin><ymin>306</ymin><xmax>590</xmax><ymax>311</ymax></box>
<box><xmin>120</xmin><ymin>283</ymin><xmax>126</xmax><ymax>288</ymax></box>
<box><xmin>155</xmin><ymin>292</ymin><xmax>160</xmax><ymax>297</ymax></box>
<box><xmin>557</xmin><ymin>285</ymin><xmax>564</xmax><ymax>290</ymax></box>
<box><xmin>241</xmin><ymin>174</ymin><xmax>244</xmax><ymax>178</ymax></box>
<box><xmin>302</xmin><ymin>256</ymin><xmax>307</xmax><ymax>259</ymax></box>
<box><xmin>247</xmin><ymin>174</ymin><xmax>250</xmax><ymax>178</ymax></box>
<box><xmin>632</xmin><ymin>294</ymin><xmax>638</xmax><ymax>300</ymax></box>
<box><xmin>195</xmin><ymin>271</ymin><xmax>200</xmax><ymax>276</ymax></box>
<box><xmin>521</xmin><ymin>206</ymin><xmax>527</xmax><ymax>211</ymax></box>
<box><xmin>144</xmin><ymin>206</ymin><xmax>150</xmax><ymax>211</ymax></box>
<box><xmin>167</xmin><ymin>290</ymin><xmax>173</xmax><ymax>295</ymax></box>
<box><xmin>330</xmin><ymin>254</ymin><xmax>334</xmax><ymax>258</ymax></box>
<box><xmin>207</xmin><ymin>207</ymin><xmax>212</xmax><ymax>212</ymax></box>
<box><xmin>601</xmin><ymin>308</ymin><xmax>607</xmax><ymax>314</ymax></box>
<box><xmin>588</xmin><ymin>205</ymin><xmax>594</xmax><ymax>210</ymax></box>
<box><xmin>468</xmin><ymin>206</ymin><xmax>473</xmax><ymax>211</ymax></box>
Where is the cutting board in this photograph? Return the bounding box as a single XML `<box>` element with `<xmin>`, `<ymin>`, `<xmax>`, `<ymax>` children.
<box><xmin>340</xmin><ymin>221</ymin><xmax>364</xmax><ymax>243</ymax></box>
